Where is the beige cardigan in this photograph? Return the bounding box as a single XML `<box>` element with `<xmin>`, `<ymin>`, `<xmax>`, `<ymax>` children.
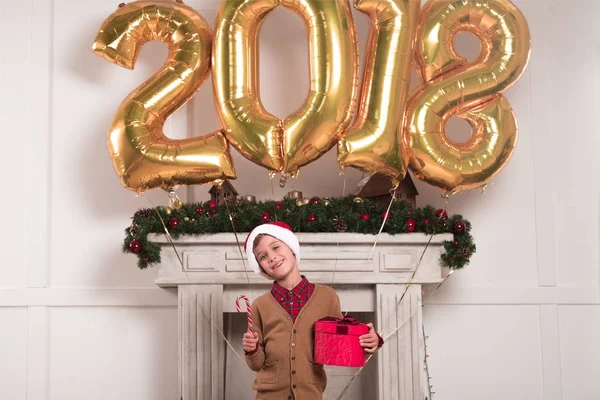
<box><xmin>245</xmin><ymin>284</ymin><xmax>343</xmax><ymax>400</ymax></box>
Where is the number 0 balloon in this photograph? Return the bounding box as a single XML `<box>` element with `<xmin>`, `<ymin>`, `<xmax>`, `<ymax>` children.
<box><xmin>213</xmin><ymin>0</ymin><xmax>359</xmax><ymax>176</ymax></box>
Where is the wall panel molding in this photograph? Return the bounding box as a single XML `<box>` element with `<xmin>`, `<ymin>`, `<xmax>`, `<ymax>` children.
<box><xmin>0</xmin><ymin>287</ymin><xmax>597</xmax><ymax>307</ymax></box>
<box><xmin>28</xmin><ymin>0</ymin><xmax>53</xmax><ymax>289</ymax></box>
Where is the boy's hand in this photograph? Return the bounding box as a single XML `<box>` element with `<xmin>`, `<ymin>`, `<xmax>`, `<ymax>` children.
<box><xmin>242</xmin><ymin>331</ymin><xmax>259</xmax><ymax>353</ymax></box>
<box><xmin>359</xmin><ymin>323</ymin><xmax>380</xmax><ymax>354</ymax></box>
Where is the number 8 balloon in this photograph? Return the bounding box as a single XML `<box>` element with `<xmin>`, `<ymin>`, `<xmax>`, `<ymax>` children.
<box><xmin>405</xmin><ymin>0</ymin><xmax>531</xmax><ymax>195</ymax></box>
<box><xmin>91</xmin><ymin>2</ymin><xmax>236</xmax><ymax>193</ymax></box>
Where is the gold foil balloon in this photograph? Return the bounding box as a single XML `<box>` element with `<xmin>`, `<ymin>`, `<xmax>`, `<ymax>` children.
<box><xmin>405</xmin><ymin>0</ymin><xmax>531</xmax><ymax>194</ymax></box>
<box><xmin>213</xmin><ymin>0</ymin><xmax>359</xmax><ymax>175</ymax></box>
<box><xmin>91</xmin><ymin>1</ymin><xmax>236</xmax><ymax>192</ymax></box>
<box><xmin>338</xmin><ymin>0</ymin><xmax>421</xmax><ymax>187</ymax></box>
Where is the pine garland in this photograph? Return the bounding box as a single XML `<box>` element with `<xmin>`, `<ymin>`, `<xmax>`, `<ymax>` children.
<box><xmin>123</xmin><ymin>196</ymin><xmax>476</xmax><ymax>270</ymax></box>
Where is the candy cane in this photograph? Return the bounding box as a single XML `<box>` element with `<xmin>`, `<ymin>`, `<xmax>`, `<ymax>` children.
<box><xmin>235</xmin><ymin>295</ymin><xmax>252</xmax><ymax>333</ymax></box>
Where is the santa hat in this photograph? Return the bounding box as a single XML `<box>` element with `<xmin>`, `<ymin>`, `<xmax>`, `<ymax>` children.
<box><xmin>244</xmin><ymin>221</ymin><xmax>300</xmax><ymax>275</ymax></box>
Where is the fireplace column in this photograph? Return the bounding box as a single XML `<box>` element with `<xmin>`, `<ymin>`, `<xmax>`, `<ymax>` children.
<box><xmin>178</xmin><ymin>285</ymin><xmax>225</xmax><ymax>400</ymax></box>
<box><xmin>376</xmin><ymin>284</ymin><xmax>424</xmax><ymax>400</ymax></box>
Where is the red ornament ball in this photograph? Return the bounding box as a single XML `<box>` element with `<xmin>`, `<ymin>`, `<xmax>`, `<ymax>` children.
<box><xmin>196</xmin><ymin>206</ymin><xmax>204</xmax><ymax>214</ymax></box>
<box><xmin>142</xmin><ymin>257</ymin><xmax>149</xmax><ymax>264</ymax></box>
<box><xmin>261</xmin><ymin>211</ymin><xmax>271</xmax><ymax>222</ymax></box>
<box><xmin>405</xmin><ymin>218</ymin><xmax>416</xmax><ymax>232</ymax></box>
<box><xmin>234</xmin><ymin>201</ymin><xmax>240</xmax><ymax>207</ymax></box>
<box><xmin>208</xmin><ymin>209</ymin><xmax>217</xmax><ymax>217</ymax></box>
<box><xmin>275</xmin><ymin>201</ymin><xmax>282</xmax><ymax>210</ymax></box>
<box><xmin>208</xmin><ymin>200</ymin><xmax>217</xmax><ymax>208</ymax></box>
<box><xmin>308</xmin><ymin>214</ymin><xmax>317</xmax><ymax>222</ymax></box>
<box><xmin>453</xmin><ymin>221</ymin><xmax>466</xmax><ymax>234</ymax></box>
<box><xmin>361</xmin><ymin>213</ymin><xmax>370</xmax><ymax>221</ymax></box>
<box><xmin>454</xmin><ymin>241</ymin><xmax>459</xmax><ymax>246</ymax></box>
<box><xmin>435</xmin><ymin>209</ymin><xmax>448</xmax><ymax>221</ymax></box>
<box><xmin>381</xmin><ymin>211</ymin><xmax>390</xmax><ymax>220</ymax></box>
<box><xmin>168</xmin><ymin>217</ymin><xmax>179</xmax><ymax>229</ymax></box>
<box><xmin>309</xmin><ymin>197</ymin><xmax>320</xmax><ymax>205</ymax></box>
<box><xmin>129</xmin><ymin>239</ymin><xmax>141</xmax><ymax>254</ymax></box>
<box><xmin>424</xmin><ymin>219</ymin><xmax>430</xmax><ymax>225</ymax></box>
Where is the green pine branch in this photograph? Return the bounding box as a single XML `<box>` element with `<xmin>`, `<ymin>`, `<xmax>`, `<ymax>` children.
<box><xmin>123</xmin><ymin>196</ymin><xmax>476</xmax><ymax>270</ymax></box>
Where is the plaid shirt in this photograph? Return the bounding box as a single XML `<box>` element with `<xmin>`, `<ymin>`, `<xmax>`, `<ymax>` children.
<box><xmin>271</xmin><ymin>275</ymin><xmax>315</xmax><ymax>322</ymax></box>
<box><xmin>273</xmin><ymin>276</ymin><xmax>383</xmax><ymax>347</ymax></box>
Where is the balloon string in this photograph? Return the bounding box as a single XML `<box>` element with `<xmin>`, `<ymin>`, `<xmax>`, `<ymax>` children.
<box><xmin>379</xmin><ymin>232</ymin><xmax>433</xmax><ymax>337</ymax></box>
<box><xmin>330</xmin><ymin>174</ymin><xmax>348</xmax><ymax>288</ymax></box>
<box><xmin>140</xmin><ymin>194</ymin><xmax>190</xmax><ymax>283</ymax></box>
<box><xmin>342</xmin><ymin>185</ymin><xmax>396</xmax><ymax>318</ymax></box>
<box><xmin>269</xmin><ymin>177</ymin><xmax>279</xmax><ymax>222</ymax></box>
<box><xmin>335</xmin><ymin>195</ymin><xmax>451</xmax><ymax>399</ymax></box>
<box><xmin>221</xmin><ymin>185</ymin><xmax>258</xmax><ymax>304</ymax></box>
<box><xmin>139</xmin><ymin>193</ymin><xmax>250</xmax><ymax>368</ymax></box>
<box><xmin>383</xmin><ymin>270</ymin><xmax>454</xmax><ymax>342</ymax></box>
<box><xmin>334</xmin><ymin>270</ymin><xmax>456</xmax><ymax>400</ymax></box>
<box><xmin>380</xmin><ymin>195</ymin><xmax>449</xmax><ymax>338</ymax></box>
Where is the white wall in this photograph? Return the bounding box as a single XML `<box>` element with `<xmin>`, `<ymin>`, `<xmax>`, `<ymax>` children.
<box><xmin>1</xmin><ymin>0</ymin><xmax>598</xmax><ymax>399</ymax></box>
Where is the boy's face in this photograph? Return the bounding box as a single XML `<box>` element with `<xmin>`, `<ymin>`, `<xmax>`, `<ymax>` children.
<box><xmin>253</xmin><ymin>235</ymin><xmax>297</xmax><ymax>280</ymax></box>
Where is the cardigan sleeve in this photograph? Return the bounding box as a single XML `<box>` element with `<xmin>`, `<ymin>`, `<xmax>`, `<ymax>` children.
<box><xmin>245</xmin><ymin>300</ymin><xmax>265</xmax><ymax>371</ymax></box>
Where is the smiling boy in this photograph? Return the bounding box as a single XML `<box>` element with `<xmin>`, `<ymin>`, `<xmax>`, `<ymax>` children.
<box><xmin>241</xmin><ymin>221</ymin><xmax>382</xmax><ymax>400</ymax></box>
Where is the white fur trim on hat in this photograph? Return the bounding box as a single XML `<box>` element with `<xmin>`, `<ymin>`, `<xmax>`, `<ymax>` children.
<box><xmin>244</xmin><ymin>222</ymin><xmax>300</xmax><ymax>276</ymax></box>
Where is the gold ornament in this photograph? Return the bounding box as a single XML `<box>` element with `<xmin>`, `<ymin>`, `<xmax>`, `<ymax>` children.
<box><xmin>242</xmin><ymin>195</ymin><xmax>256</xmax><ymax>203</ymax></box>
<box><xmin>92</xmin><ymin>1</ymin><xmax>236</xmax><ymax>193</ymax></box>
<box><xmin>405</xmin><ymin>0</ymin><xmax>531</xmax><ymax>195</ymax></box>
<box><xmin>164</xmin><ymin>206</ymin><xmax>173</xmax><ymax>215</ymax></box>
<box><xmin>167</xmin><ymin>189</ymin><xmax>183</xmax><ymax>210</ymax></box>
<box><xmin>171</xmin><ymin>198</ymin><xmax>183</xmax><ymax>210</ymax></box>
<box><xmin>338</xmin><ymin>0</ymin><xmax>420</xmax><ymax>187</ymax></box>
<box><xmin>296</xmin><ymin>199</ymin><xmax>306</xmax><ymax>207</ymax></box>
<box><xmin>286</xmin><ymin>190</ymin><xmax>303</xmax><ymax>200</ymax></box>
<box><xmin>184</xmin><ymin>217</ymin><xmax>190</xmax><ymax>222</ymax></box>
<box><xmin>353</xmin><ymin>197</ymin><xmax>363</xmax><ymax>204</ymax></box>
<box><xmin>279</xmin><ymin>175</ymin><xmax>288</xmax><ymax>188</ymax></box>
<box><xmin>323</xmin><ymin>198</ymin><xmax>331</xmax><ymax>206</ymax></box>
<box><xmin>213</xmin><ymin>0</ymin><xmax>359</xmax><ymax>175</ymax></box>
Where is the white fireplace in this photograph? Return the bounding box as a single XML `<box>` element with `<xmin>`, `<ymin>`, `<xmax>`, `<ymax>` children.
<box><xmin>153</xmin><ymin>232</ymin><xmax>452</xmax><ymax>400</ymax></box>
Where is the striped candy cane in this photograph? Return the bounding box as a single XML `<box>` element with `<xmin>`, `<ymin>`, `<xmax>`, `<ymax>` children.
<box><xmin>235</xmin><ymin>295</ymin><xmax>253</xmax><ymax>333</ymax></box>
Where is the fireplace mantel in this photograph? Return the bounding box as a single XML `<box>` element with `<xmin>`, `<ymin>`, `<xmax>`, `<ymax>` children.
<box><xmin>153</xmin><ymin>232</ymin><xmax>452</xmax><ymax>400</ymax></box>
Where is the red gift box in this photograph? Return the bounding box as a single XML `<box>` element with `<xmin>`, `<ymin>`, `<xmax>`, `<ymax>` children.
<box><xmin>314</xmin><ymin>316</ymin><xmax>369</xmax><ymax>367</ymax></box>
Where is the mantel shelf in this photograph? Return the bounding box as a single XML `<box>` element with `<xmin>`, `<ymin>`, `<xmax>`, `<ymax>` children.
<box><xmin>152</xmin><ymin>232</ymin><xmax>452</xmax><ymax>288</ymax></box>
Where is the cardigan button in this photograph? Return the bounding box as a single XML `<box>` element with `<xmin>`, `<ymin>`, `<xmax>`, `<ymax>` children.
<box><xmin>291</xmin><ymin>342</ymin><xmax>296</xmax><ymax>347</ymax></box>
<box><xmin>292</xmin><ymin>370</ymin><xmax>296</xmax><ymax>374</ymax></box>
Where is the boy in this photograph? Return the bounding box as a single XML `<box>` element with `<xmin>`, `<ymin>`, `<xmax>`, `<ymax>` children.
<box><xmin>242</xmin><ymin>221</ymin><xmax>382</xmax><ymax>400</ymax></box>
